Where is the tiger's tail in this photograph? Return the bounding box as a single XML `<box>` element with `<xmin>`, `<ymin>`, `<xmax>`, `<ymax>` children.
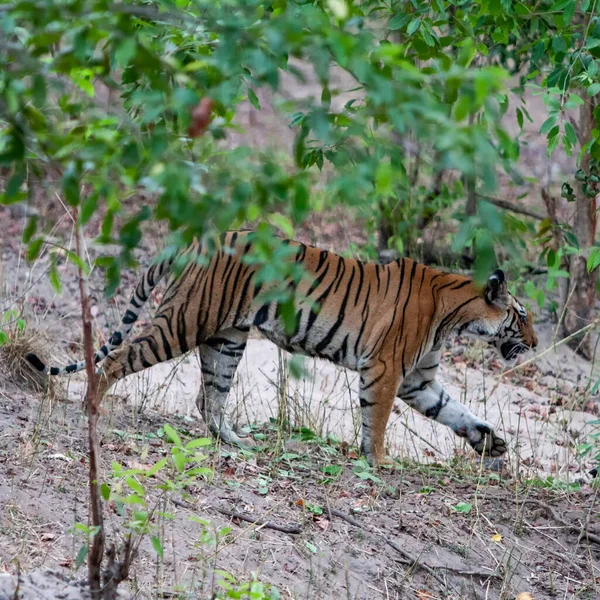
<box><xmin>26</xmin><ymin>257</ymin><xmax>173</xmax><ymax>376</ymax></box>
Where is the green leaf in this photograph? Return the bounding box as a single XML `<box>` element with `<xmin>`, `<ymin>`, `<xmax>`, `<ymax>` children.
<box><xmin>125</xmin><ymin>476</ymin><xmax>145</xmax><ymax>497</ymax></box>
<box><xmin>321</xmin><ymin>87</ymin><xmax>331</xmax><ymax>108</ymax></box>
<box><xmin>5</xmin><ymin>171</ymin><xmax>25</xmax><ymax>199</ymax></box>
<box><xmin>75</xmin><ymin>545</ymin><xmax>88</xmax><ymax>570</ymax></box>
<box><xmin>588</xmin><ymin>83</ymin><xmax>600</xmax><ymax>97</ymax></box>
<box><xmin>146</xmin><ymin>457</ymin><xmax>168</xmax><ymax>476</ymax></box>
<box><xmin>406</xmin><ymin>18</ymin><xmax>420</xmax><ymax>35</ymax></box>
<box><xmin>62</xmin><ymin>168</ymin><xmax>80</xmax><ymax>206</ymax></box>
<box><xmin>49</xmin><ymin>261</ymin><xmax>62</xmax><ymax>293</ymax></box>
<box><xmin>387</xmin><ymin>13</ymin><xmax>410</xmax><ymax>30</ymax></box>
<box><xmin>516</xmin><ymin>107</ymin><xmax>523</xmax><ymax>130</ymax></box>
<box><xmin>80</xmin><ymin>193</ymin><xmax>98</xmax><ymax>225</ymax></box>
<box><xmin>564</xmin><ymin>121</ymin><xmax>578</xmax><ymax>146</ymax></box>
<box><xmin>26</xmin><ymin>238</ymin><xmax>44</xmax><ymax>261</ymax></box>
<box><xmin>247</xmin><ymin>88</ymin><xmax>261</xmax><ymax>110</ymax></box>
<box><xmin>451</xmin><ymin>502</ymin><xmax>472</xmax><ymax>514</ymax></box>
<box><xmin>540</xmin><ymin>116</ymin><xmax>557</xmax><ymax>135</ymax></box>
<box><xmin>185</xmin><ymin>437</ymin><xmax>212</xmax><ymax>450</ymax></box>
<box><xmin>151</xmin><ymin>536</ymin><xmax>164</xmax><ymax>558</ymax></box>
<box><xmin>305</xmin><ymin>541</ymin><xmax>317</xmax><ymax>554</ymax></box>
<box><xmin>565</xmin><ymin>94</ymin><xmax>584</xmax><ymax>108</ymax></box>
<box><xmin>320</xmin><ymin>464</ymin><xmax>342</xmax><ymax>476</ymax></box>
<box><xmin>587</xmin><ymin>247</ymin><xmax>600</xmax><ymax>272</ymax></box>
<box><xmin>163</xmin><ymin>423</ymin><xmax>183</xmax><ymax>447</ymax></box>
<box><xmin>586</xmin><ymin>38</ymin><xmax>600</xmax><ymax>50</ymax></box>
<box><xmin>100</xmin><ymin>483</ymin><xmax>111</xmax><ymax>501</ymax></box>
<box><xmin>22</xmin><ymin>216</ymin><xmax>37</xmax><ymax>244</ymax></box>
<box><xmin>172</xmin><ymin>450</ymin><xmax>186</xmax><ymax>473</ymax></box>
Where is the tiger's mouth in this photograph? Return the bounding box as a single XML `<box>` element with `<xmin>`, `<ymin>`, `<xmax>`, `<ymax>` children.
<box><xmin>500</xmin><ymin>342</ymin><xmax>529</xmax><ymax>362</ymax></box>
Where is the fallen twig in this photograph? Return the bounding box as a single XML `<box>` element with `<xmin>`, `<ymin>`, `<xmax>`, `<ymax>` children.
<box><xmin>215</xmin><ymin>507</ymin><xmax>302</xmax><ymax>534</ymax></box>
<box><xmin>513</xmin><ymin>498</ymin><xmax>600</xmax><ymax>546</ymax></box>
<box><xmin>326</xmin><ymin>506</ymin><xmax>500</xmax><ymax>584</ymax></box>
<box><xmin>169</xmin><ymin>496</ymin><xmax>302</xmax><ymax>534</ymax></box>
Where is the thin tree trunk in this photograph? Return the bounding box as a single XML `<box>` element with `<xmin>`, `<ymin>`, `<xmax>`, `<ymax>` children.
<box><xmin>562</xmin><ymin>99</ymin><xmax>598</xmax><ymax>359</ymax></box>
<box><xmin>75</xmin><ymin>209</ymin><xmax>104</xmax><ymax>598</ymax></box>
<box><xmin>541</xmin><ymin>188</ymin><xmax>568</xmax><ymax>323</ymax></box>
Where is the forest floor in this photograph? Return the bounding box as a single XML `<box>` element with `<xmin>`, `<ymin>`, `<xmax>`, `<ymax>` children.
<box><xmin>0</xmin><ymin>204</ymin><xmax>599</xmax><ymax>600</ymax></box>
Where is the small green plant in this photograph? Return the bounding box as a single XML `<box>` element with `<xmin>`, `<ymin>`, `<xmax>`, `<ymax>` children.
<box><xmin>0</xmin><ymin>308</ymin><xmax>27</xmax><ymax>346</ymax></box>
<box><xmin>450</xmin><ymin>502</ymin><xmax>473</xmax><ymax>514</ymax></box>
<box><xmin>578</xmin><ymin>419</ymin><xmax>600</xmax><ymax>477</ymax></box>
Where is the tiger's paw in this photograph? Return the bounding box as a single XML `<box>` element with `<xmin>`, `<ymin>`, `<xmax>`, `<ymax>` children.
<box><xmin>469</xmin><ymin>423</ymin><xmax>507</xmax><ymax>457</ymax></box>
<box><xmin>211</xmin><ymin>424</ymin><xmax>257</xmax><ymax>450</ymax></box>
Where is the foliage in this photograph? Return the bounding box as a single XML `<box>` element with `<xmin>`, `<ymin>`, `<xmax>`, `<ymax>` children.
<box><xmin>0</xmin><ymin>0</ymin><xmax>516</xmax><ymax>310</ymax></box>
<box><xmin>70</xmin><ymin>423</ymin><xmax>280</xmax><ymax>597</ymax></box>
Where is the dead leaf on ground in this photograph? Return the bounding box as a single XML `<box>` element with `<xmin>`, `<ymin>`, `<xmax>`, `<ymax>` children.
<box><xmin>515</xmin><ymin>594</ymin><xmax>533</xmax><ymax>600</ymax></box>
<box><xmin>416</xmin><ymin>590</ymin><xmax>436</xmax><ymax>600</ymax></box>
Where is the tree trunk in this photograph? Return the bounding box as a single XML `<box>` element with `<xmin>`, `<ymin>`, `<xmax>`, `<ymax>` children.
<box><xmin>562</xmin><ymin>99</ymin><xmax>598</xmax><ymax>359</ymax></box>
<box><xmin>74</xmin><ymin>210</ymin><xmax>104</xmax><ymax>599</ymax></box>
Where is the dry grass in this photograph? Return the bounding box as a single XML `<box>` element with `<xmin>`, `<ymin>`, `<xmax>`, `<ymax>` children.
<box><xmin>0</xmin><ymin>324</ymin><xmax>56</xmax><ymax>394</ymax></box>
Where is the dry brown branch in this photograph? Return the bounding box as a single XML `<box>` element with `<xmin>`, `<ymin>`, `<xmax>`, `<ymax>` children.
<box><xmin>513</xmin><ymin>498</ymin><xmax>600</xmax><ymax>546</ymax></box>
<box><xmin>102</xmin><ymin>539</ymin><xmax>136</xmax><ymax>600</ymax></box>
<box><xmin>169</xmin><ymin>497</ymin><xmax>302</xmax><ymax>534</ymax></box>
<box><xmin>214</xmin><ymin>507</ymin><xmax>302</xmax><ymax>534</ymax></box>
<box><xmin>326</xmin><ymin>506</ymin><xmax>500</xmax><ymax>585</ymax></box>
<box><xmin>477</xmin><ymin>194</ymin><xmax>545</xmax><ymax>220</ymax></box>
<box><xmin>75</xmin><ymin>208</ymin><xmax>104</xmax><ymax>599</ymax></box>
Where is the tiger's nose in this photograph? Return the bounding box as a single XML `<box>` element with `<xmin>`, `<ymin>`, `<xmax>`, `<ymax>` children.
<box><xmin>531</xmin><ymin>336</ymin><xmax>538</xmax><ymax>349</ymax></box>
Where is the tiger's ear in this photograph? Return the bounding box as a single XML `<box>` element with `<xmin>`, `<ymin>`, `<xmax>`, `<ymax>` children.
<box><xmin>485</xmin><ymin>269</ymin><xmax>510</xmax><ymax>309</ymax></box>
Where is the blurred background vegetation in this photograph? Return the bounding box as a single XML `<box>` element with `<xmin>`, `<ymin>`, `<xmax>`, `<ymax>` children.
<box><xmin>1</xmin><ymin>0</ymin><xmax>600</xmax><ymax>352</ymax></box>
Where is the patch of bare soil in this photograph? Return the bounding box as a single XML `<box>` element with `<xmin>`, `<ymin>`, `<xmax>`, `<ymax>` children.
<box><xmin>0</xmin><ymin>379</ymin><xmax>598</xmax><ymax>600</ymax></box>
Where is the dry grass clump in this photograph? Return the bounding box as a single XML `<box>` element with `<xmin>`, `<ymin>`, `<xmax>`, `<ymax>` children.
<box><xmin>0</xmin><ymin>323</ymin><xmax>56</xmax><ymax>393</ymax></box>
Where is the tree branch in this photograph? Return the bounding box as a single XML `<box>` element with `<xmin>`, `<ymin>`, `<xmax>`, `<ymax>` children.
<box><xmin>476</xmin><ymin>194</ymin><xmax>545</xmax><ymax>220</ymax></box>
<box><xmin>75</xmin><ymin>208</ymin><xmax>104</xmax><ymax>599</ymax></box>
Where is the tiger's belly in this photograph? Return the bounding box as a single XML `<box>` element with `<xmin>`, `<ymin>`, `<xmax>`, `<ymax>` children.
<box><xmin>253</xmin><ymin>321</ymin><xmax>361</xmax><ymax>371</ymax></box>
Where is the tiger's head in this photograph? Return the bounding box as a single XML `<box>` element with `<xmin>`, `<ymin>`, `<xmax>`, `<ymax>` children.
<box><xmin>463</xmin><ymin>269</ymin><xmax>538</xmax><ymax>364</ymax></box>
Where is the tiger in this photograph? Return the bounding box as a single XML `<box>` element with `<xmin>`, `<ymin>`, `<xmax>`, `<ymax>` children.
<box><xmin>26</xmin><ymin>230</ymin><xmax>538</xmax><ymax>466</ymax></box>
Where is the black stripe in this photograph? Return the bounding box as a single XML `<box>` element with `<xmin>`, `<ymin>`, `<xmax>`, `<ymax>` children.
<box><xmin>433</xmin><ymin>296</ymin><xmax>479</xmax><ymax>346</ymax></box>
<box><xmin>122</xmin><ymin>310</ymin><xmax>137</xmax><ymax>325</ymax></box>
<box><xmin>333</xmin><ymin>334</ymin><xmax>349</xmax><ymax>363</ymax></box>
<box><xmin>232</xmin><ymin>270</ymin><xmax>253</xmax><ymax>326</ymax></box>
<box><xmin>317</xmin><ymin>250</ymin><xmax>329</xmax><ymax>271</ymax></box>
<box><xmin>176</xmin><ymin>304</ymin><xmax>188</xmax><ymax>354</ymax></box>
<box><xmin>451</xmin><ymin>279</ymin><xmax>472</xmax><ymax>290</ymax></box>
<box><xmin>315</xmin><ymin>265</ymin><xmax>356</xmax><ymax>353</ymax></box>
<box><xmin>306</xmin><ymin>264</ymin><xmax>329</xmax><ymax>296</ymax></box>
<box><xmin>333</xmin><ymin>257</ymin><xmax>347</xmax><ymax>294</ymax></box>
<box><xmin>126</xmin><ymin>346</ymin><xmax>136</xmax><ymax>372</ymax></box>
<box><xmin>354</xmin><ymin>261</ymin><xmax>365</xmax><ymax>306</ymax></box>
<box><xmin>254</xmin><ymin>304</ymin><xmax>270</xmax><ymax>326</ymax></box>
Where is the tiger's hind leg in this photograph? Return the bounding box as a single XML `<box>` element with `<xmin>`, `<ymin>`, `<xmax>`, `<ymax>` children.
<box><xmin>93</xmin><ymin>317</ymin><xmax>198</xmax><ymax>404</ymax></box>
<box><xmin>358</xmin><ymin>364</ymin><xmax>403</xmax><ymax>466</ymax></box>
<box><xmin>196</xmin><ymin>326</ymin><xmax>251</xmax><ymax>448</ymax></box>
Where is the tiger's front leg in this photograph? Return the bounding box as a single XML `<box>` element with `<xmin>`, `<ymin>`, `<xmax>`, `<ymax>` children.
<box><xmin>398</xmin><ymin>352</ymin><xmax>507</xmax><ymax>457</ymax></box>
